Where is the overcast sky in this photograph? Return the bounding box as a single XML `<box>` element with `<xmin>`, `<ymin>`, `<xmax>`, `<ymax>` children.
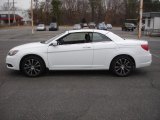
<box><xmin>15</xmin><ymin>0</ymin><xmax>31</xmax><ymax>10</ymax></box>
<box><xmin>0</xmin><ymin>0</ymin><xmax>32</xmax><ymax>10</ymax></box>
<box><xmin>1</xmin><ymin>0</ymin><xmax>160</xmax><ymax>10</ymax></box>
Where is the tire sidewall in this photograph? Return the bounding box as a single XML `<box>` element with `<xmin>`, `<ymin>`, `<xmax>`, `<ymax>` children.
<box><xmin>21</xmin><ymin>56</ymin><xmax>45</xmax><ymax>77</ymax></box>
<box><xmin>111</xmin><ymin>56</ymin><xmax>134</xmax><ymax>77</ymax></box>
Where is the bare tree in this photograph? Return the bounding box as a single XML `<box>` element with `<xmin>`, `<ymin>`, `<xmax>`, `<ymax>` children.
<box><xmin>106</xmin><ymin>0</ymin><xmax>126</xmax><ymax>25</ymax></box>
<box><xmin>29</xmin><ymin>0</ymin><xmax>132</xmax><ymax>25</ymax></box>
<box><xmin>89</xmin><ymin>0</ymin><xmax>102</xmax><ymax>21</ymax></box>
<box><xmin>1</xmin><ymin>2</ymin><xmax>13</xmax><ymax>11</ymax></box>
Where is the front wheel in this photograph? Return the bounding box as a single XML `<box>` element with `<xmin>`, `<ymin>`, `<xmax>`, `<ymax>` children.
<box><xmin>21</xmin><ymin>56</ymin><xmax>45</xmax><ymax>77</ymax></box>
<box><xmin>110</xmin><ymin>56</ymin><xmax>134</xmax><ymax>77</ymax></box>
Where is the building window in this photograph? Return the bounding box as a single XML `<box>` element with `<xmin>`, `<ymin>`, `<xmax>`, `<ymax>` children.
<box><xmin>148</xmin><ymin>19</ymin><xmax>150</xmax><ymax>27</ymax></box>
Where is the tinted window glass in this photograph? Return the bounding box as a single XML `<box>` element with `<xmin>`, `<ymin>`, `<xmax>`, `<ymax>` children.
<box><xmin>58</xmin><ymin>32</ymin><xmax>92</xmax><ymax>45</ymax></box>
<box><xmin>92</xmin><ymin>33</ymin><xmax>111</xmax><ymax>42</ymax></box>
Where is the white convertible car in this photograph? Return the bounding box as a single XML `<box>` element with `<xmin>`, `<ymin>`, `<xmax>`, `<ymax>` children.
<box><xmin>6</xmin><ymin>29</ymin><xmax>152</xmax><ymax>77</ymax></box>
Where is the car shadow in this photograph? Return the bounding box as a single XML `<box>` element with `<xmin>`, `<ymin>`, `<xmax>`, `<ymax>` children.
<box><xmin>6</xmin><ymin>70</ymin><xmax>113</xmax><ymax>77</ymax></box>
<box><xmin>46</xmin><ymin>70</ymin><xmax>113</xmax><ymax>77</ymax></box>
<box><xmin>6</xmin><ymin>69</ymin><xmax>149</xmax><ymax>79</ymax></box>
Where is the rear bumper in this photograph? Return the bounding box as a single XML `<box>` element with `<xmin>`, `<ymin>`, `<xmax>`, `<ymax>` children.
<box><xmin>136</xmin><ymin>53</ymin><xmax>152</xmax><ymax>68</ymax></box>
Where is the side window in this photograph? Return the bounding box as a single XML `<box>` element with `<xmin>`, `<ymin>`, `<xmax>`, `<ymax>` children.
<box><xmin>58</xmin><ymin>32</ymin><xmax>92</xmax><ymax>45</ymax></box>
<box><xmin>92</xmin><ymin>33</ymin><xmax>111</xmax><ymax>42</ymax></box>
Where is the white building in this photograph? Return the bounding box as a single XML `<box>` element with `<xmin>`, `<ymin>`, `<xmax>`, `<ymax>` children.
<box><xmin>143</xmin><ymin>12</ymin><xmax>160</xmax><ymax>30</ymax></box>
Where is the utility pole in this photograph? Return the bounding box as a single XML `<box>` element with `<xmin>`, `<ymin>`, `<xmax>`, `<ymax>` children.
<box><xmin>8</xmin><ymin>0</ymin><xmax>10</xmax><ymax>26</ymax></box>
<box><xmin>34</xmin><ymin>0</ymin><xmax>39</xmax><ymax>25</ymax></box>
<box><xmin>45</xmin><ymin>0</ymin><xmax>49</xmax><ymax>25</ymax></box>
<box><xmin>13</xmin><ymin>0</ymin><xmax>16</xmax><ymax>24</ymax></box>
<box><xmin>138</xmin><ymin>0</ymin><xmax>143</xmax><ymax>39</ymax></box>
<box><xmin>31</xmin><ymin>0</ymin><xmax>34</xmax><ymax>34</ymax></box>
<box><xmin>90</xmin><ymin>0</ymin><xmax>96</xmax><ymax>22</ymax></box>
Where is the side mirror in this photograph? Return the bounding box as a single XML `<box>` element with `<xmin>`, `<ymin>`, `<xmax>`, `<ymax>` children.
<box><xmin>51</xmin><ymin>41</ymin><xmax>58</xmax><ymax>46</ymax></box>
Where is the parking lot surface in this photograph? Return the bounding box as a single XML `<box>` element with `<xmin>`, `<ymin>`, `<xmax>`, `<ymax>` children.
<box><xmin>0</xmin><ymin>26</ymin><xmax>160</xmax><ymax>120</ymax></box>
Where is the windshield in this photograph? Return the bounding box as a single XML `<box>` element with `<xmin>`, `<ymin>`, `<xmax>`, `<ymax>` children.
<box><xmin>44</xmin><ymin>32</ymin><xmax>65</xmax><ymax>44</ymax></box>
<box><xmin>74</xmin><ymin>24</ymin><xmax>80</xmax><ymax>27</ymax></box>
<box><xmin>50</xmin><ymin>23</ymin><xmax>56</xmax><ymax>26</ymax></box>
<box><xmin>89</xmin><ymin>22</ymin><xmax>95</xmax><ymax>25</ymax></box>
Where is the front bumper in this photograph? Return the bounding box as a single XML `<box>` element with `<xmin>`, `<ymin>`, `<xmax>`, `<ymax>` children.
<box><xmin>6</xmin><ymin>55</ymin><xmax>20</xmax><ymax>70</ymax></box>
<box><xmin>49</xmin><ymin>28</ymin><xmax>58</xmax><ymax>31</ymax></box>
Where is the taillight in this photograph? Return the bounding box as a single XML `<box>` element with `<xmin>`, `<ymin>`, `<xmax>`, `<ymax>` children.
<box><xmin>141</xmin><ymin>44</ymin><xmax>149</xmax><ymax>51</ymax></box>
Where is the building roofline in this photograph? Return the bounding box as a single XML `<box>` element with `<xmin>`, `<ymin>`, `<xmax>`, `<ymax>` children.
<box><xmin>143</xmin><ymin>12</ymin><xmax>160</xmax><ymax>18</ymax></box>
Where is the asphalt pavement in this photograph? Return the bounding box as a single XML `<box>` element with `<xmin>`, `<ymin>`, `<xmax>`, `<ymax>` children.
<box><xmin>0</xmin><ymin>26</ymin><xmax>160</xmax><ymax>120</ymax></box>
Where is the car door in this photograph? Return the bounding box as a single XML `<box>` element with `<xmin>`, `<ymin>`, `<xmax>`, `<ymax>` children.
<box><xmin>48</xmin><ymin>32</ymin><xmax>93</xmax><ymax>70</ymax></box>
<box><xmin>92</xmin><ymin>32</ymin><xmax>117</xmax><ymax>69</ymax></box>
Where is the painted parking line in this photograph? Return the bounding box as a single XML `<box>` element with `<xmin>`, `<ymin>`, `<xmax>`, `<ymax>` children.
<box><xmin>149</xmin><ymin>40</ymin><xmax>160</xmax><ymax>42</ymax></box>
<box><xmin>152</xmin><ymin>54</ymin><xmax>160</xmax><ymax>59</ymax></box>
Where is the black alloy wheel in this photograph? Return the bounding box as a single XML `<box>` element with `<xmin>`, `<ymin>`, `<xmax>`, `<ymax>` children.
<box><xmin>21</xmin><ymin>56</ymin><xmax>45</xmax><ymax>77</ymax></box>
<box><xmin>111</xmin><ymin>56</ymin><xmax>134</xmax><ymax>77</ymax></box>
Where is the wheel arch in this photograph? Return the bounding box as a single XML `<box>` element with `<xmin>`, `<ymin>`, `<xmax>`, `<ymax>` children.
<box><xmin>109</xmin><ymin>54</ymin><xmax>136</xmax><ymax>70</ymax></box>
<box><xmin>19</xmin><ymin>54</ymin><xmax>47</xmax><ymax>71</ymax></box>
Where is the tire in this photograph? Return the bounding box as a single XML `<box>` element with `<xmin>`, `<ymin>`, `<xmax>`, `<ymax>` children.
<box><xmin>110</xmin><ymin>56</ymin><xmax>134</xmax><ymax>77</ymax></box>
<box><xmin>21</xmin><ymin>56</ymin><xmax>45</xmax><ymax>77</ymax></box>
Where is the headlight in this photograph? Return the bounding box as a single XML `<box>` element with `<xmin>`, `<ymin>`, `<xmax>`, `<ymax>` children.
<box><xmin>8</xmin><ymin>50</ymin><xmax>19</xmax><ymax>56</ymax></box>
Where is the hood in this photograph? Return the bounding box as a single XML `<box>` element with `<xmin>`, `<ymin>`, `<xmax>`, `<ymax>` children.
<box><xmin>11</xmin><ymin>42</ymin><xmax>46</xmax><ymax>51</ymax></box>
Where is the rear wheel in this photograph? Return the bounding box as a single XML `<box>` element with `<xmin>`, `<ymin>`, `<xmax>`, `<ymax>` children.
<box><xmin>21</xmin><ymin>56</ymin><xmax>45</xmax><ymax>77</ymax></box>
<box><xmin>110</xmin><ymin>56</ymin><xmax>134</xmax><ymax>77</ymax></box>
